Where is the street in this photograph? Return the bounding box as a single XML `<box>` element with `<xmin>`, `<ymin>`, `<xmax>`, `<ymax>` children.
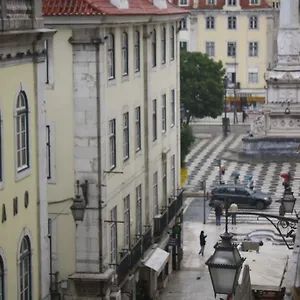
<box><xmin>158</xmin><ymin>133</ymin><xmax>297</xmax><ymax>300</ymax></box>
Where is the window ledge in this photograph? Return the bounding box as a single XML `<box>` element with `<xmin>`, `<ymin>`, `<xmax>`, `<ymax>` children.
<box><xmin>45</xmin><ymin>83</ymin><xmax>55</xmax><ymax>90</ymax></box>
<box><xmin>16</xmin><ymin>167</ymin><xmax>31</xmax><ymax>182</ymax></box>
<box><xmin>122</xmin><ymin>75</ymin><xmax>129</xmax><ymax>83</ymax></box>
<box><xmin>108</xmin><ymin>79</ymin><xmax>116</xmax><ymax>87</ymax></box>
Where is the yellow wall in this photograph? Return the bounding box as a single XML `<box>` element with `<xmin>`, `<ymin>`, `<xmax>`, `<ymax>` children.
<box><xmin>45</xmin><ymin>29</ymin><xmax>76</xmax><ymax>280</ymax></box>
<box><xmin>197</xmin><ymin>13</ymin><xmax>269</xmax><ymax>91</ymax></box>
<box><xmin>0</xmin><ymin>63</ymin><xmax>39</xmax><ymax>299</ymax></box>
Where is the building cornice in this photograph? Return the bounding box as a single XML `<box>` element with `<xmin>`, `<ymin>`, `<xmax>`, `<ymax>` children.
<box><xmin>190</xmin><ymin>9</ymin><xmax>277</xmax><ymax>16</ymax></box>
<box><xmin>44</xmin><ymin>14</ymin><xmax>185</xmax><ymax>27</ymax></box>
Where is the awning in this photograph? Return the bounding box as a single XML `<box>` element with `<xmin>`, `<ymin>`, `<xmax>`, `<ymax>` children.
<box><xmin>144</xmin><ymin>248</ymin><xmax>169</xmax><ymax>274</ymax></box>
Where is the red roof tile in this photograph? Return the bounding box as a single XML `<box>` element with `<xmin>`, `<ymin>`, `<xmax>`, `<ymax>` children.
<box><xmin>173</xmin><ymin>0</ymin><xmax>271</xmax><ymax>10</ymax></box>
<box><xmin>43</xmin><ymin>0</ymin><xmax>189</xmax><ymax>16</ymax></box>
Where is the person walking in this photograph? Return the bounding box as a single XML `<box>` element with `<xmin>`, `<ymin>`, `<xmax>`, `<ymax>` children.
<box><xmin>229</xmin><ymin>202</ymin><xmax>238</xmax><ymax>225</ymax></box>
<box><xmin>199</xmin><ymin>231</ymin><xmax>207</xmax><ymax>256</ymax></box>
<box><xmin>214</xmin><ymin>204</ymin><xmax>222</xmax><ymax>226</ymax></box>
<box><xmin>247</xmin><ymin>174</ymin><xmax>254</xmax><ymax>190</ymax></box>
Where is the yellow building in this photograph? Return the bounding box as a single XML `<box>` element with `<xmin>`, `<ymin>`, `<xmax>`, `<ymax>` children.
<box><xmin>0</xmin><ymin>1</ymin><xmax>54</xmax><ymax>299</ymax></box>
<box><xmin>178</xmin><ymin>0</ymin><xmax>279</xmax><ymax>109</ymax></box>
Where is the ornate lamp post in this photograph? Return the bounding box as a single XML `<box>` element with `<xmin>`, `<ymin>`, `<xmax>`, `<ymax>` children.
<box><xmin>223</xmin><ymin>76</ymin><xmax>229</xmax><ymax>136</ymax></box>
<box><xmin>206</xmin><ymin>200</ymin><xmax>245</xmax><ymax>297</ymax></box>
<box><xmin>281</xmin><ymin>190</ymin><xmax>296</xmax><ymax>214</ymax></box>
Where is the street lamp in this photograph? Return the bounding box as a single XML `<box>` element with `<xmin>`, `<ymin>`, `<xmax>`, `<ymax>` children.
<box><xmin>223</xmin><ymin>76</ymin><xmax>229</xmax><ymax>136</ymax></box>
<box><xmin>70</xmin><ymin>180</ymin><xmax>87</xmax><ymax>223</ymax></box>
<box><xmin>206</xmin><ymin>200</ymin><xmax>245</xmax><ymax>297</ymax></box>
<box><xmin>281</xmin><ymin>190</ymin><xmax>296</xmax><ymax>214</ymax></box>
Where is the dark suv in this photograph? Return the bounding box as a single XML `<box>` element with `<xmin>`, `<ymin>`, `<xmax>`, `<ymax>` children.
<box><xmin>209</xmin><ymin>185</ymin><xmax>272</xmax><ymax>209</ymax></box>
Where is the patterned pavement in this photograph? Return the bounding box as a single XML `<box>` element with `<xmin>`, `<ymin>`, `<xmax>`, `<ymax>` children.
<box><xmin>185</xmin><ymin>134</ymin><xmax>300</xmax><ymax>224</ymax></box>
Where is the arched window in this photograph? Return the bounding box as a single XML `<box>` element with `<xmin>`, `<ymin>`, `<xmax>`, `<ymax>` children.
<box><xmin>19</xmin><ymin>236</ymin><xmax>32</xmax><ymax>300</ymax></box>
<box><xmin>0</xmin><ymin>255</ymin><xmax>4</xmax><ymax>300</ymax></box>
<box><xmin>16</xmin><ymin>91</ymin><xmax>29</xmax><ymax>171</ymax></box>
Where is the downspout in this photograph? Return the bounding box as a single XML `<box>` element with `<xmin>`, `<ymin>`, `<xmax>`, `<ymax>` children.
<box><xmin>142</xmin><ymin>24</ymin><xmax>150</xmax><ymax>225</ymax></box>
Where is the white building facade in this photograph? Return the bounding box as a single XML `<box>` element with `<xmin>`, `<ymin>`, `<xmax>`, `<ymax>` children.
<box><xmin>43</xmin><ymin>0</ymin><xmax>187</xmax><ymax>299</ymax></box>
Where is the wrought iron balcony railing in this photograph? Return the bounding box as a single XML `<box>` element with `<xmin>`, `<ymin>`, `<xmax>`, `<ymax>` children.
<box><xmin>154</xmin><ymin>209</ymin><xmax>168</xmax><ymax>238</ymax></box>
<box><xmin>116</xmin><ymin>251</ymin><xmax>130</xmax><ymax>285</ymax></box>
<box><xmin>130</xmin><ymin>238</ymin><xmax>142</xmax><ymax>269</ymax></box>
<box><xmin>176</xmin><ymin>189</ymin><xmax>184</xmax><ymax>213</ymax></box>
<box><xmin>142</xmin><ymin>226</ymin><xmax>152</xmax><ymax>253</ymax></box>
<box><xmin>168</xmin><ymin>198</ymin><xmax>177</xmax><ymax>223</ymax></box>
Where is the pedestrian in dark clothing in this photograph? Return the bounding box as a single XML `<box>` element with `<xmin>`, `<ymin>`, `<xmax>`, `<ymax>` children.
<box><xmin>215</xmin><ymin>205</ymin><xmax>222</xmax><ymax>226</ymax></box>
<box><xmin>199</xmin><ymin>231</ymin><xmax>207</xmax><ymax>256</ymax></box>
<box><xmin>242</xmin><ymin>110</ymin><xmax>247</xmax><ymax>123</ymax></box>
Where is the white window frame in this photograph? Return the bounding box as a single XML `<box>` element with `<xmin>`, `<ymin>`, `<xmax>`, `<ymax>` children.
<box><xmin>110</xmin><ymin>206</ymin><xmax>117</xmax><ymax>263</ymax></box>
<box><xmin>207</xmin><ymin>0</ymin><xmax>216</xmax><ymax>4</ymax></box>
<box><xmin>170</xmin><ymin>25</ymin><xmax>175</xmax><ymax>61</ymax></box>
<box><xmin>249</xmin><ymin>16</ymin><xmax>258</xmax><ymax>29</ymax></box>
<box><xmin>162</xmin><ymin>94</ymin><xmax>167</xmax><ymax>133</ymax></box>
<box><xmin>171</xmin><ymin>89</ymin><xmax>175</xmax><ymax>127</ymax></box>
<box><xmin>228</xmin><ymin>0</ymin><xmax>236</xmax><ymax>6</ymax></box>
<box><xmin>123</xmin><ymin>112</ymin><xmax>129</xmax><ymax>161</ymax></box>
<box><xmin>205</xmin><ymin>41</ymin><xmax>215</xmax><ymax>57</ymax></box>
<box><xmin>108</xmin><ymin>33</ymin><xmax>115</xmax><ymax>80</ymax></box>
<box><xmin>228</xmin><ymin>16</ymin><xmax>237</xmax><ymax>29</ymax></box>
<box><xmin>249</xmin><ymin>42</ymin><xmax>259</xmax><ymax>57</ymax></box>
<box><xmin>122</xmin><ymin>31</ymin><xmax>129</xmax><ymax>76</ymax></box>
<box><xmin>161</xmin><ymin>26</ymin><xmax>166</xmax><ymax>64</ymax></box>
<box><xmin>44</xmin><ymin>38</ymin><xmax>54</xmax><ymax>89</ymax></box>
<box><xmin>153</xmin><ymin>99</ymin><xmax>157</xmax><ymax>141</ymax></box>
<box><xmin>152</xmin><ymin>29</ymin><xmax>157</xmax><ymax>67</ymax></box>
<box><xmin>248</xmin><ymin>72</ymin><xmax>259</xmax><ymax>84</ymax></box>
<box><xmin>153</xmin><ymin>172</ymin><xmax>158</xmax><ymax>215</ymax></box>
<box><xmin>171</xmin><ymin>155</ymin><xmax>176</xmax><ymax>196</ymax></box>
<box><xmin>134</xmin><ymin>30</ymin><xmax>140</xmax><ymax>72</ymax></box>
<box><xmin>180</xmin><ymin>41</ymin><xmax>188</xmax><ymax>52</ymax></box>
<box><xmin>179</xmin><ymin>0</ymin><xmax>188</xmax><ymax>6</ymax></box>
<box><xmin>46</xmin><ymin>122</ymin><xmax>56</xmax><ymax>184</ymax></box>
<box><xmin>206</xmin><ymin>16</ymin><xmax>215</xmax><ymax>29</ymax></box>
<box><xmin>162</xmin><ymin>160</ymin><xmax>167</xmax><ymax>205</ymax></box>
<box><xmin>109</xmin><ymin>119</ymin><xmax>116</xmax><ymax>169</ymax></box>
<box><xmin>124</xmin><ymin>195</ymin><xmax>130</xmax><ymax>249</ymax></box>
<box><xmin>180</xmin><ymin>18</ymin><xmax>187</xmax><ymax>30</ymax></box>
<box><xmin>227</xmin><ymin>42</ymin><xmax>237</xmax><ymax>57</ymax></box>
<box><xmin>136</xmin><ymin>185</ymin><xmax>142</xmax><ymax>236</ymax></box>
<box><xmin>135</xmin><ymin>107</ymin><xmax>141</xmax><ymax>152</ymax></box>
<box><xmin>250</xmin><ymin>0</ymin><xmax>259</xmax><ymax>4</ymax></box>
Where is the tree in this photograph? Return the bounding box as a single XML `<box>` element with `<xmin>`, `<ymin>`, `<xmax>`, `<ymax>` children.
<box><xmin>181</xmin><ymin>124</ymin><xmax>195</xmax><ymax>167</ymax></box>
<box><xmin>180</xmin><ymin>51</ymin><xmax>225</xmax><ymax>124</ymax></box>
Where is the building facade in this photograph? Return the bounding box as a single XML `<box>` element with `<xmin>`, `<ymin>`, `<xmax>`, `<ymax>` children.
<box><xmin>0</xmin><ymin>1</ymin><xmax>54</xmax><ymax>300</ymax></box>
<box><xmin>43</xmin><ymin>0</ymin><xmax>187</xmax><ymax>299</ymax></box>
<box><xmin>177</xmin><ymin>0</ymin><xmax>279</xmax><ymax>110</ymax></box>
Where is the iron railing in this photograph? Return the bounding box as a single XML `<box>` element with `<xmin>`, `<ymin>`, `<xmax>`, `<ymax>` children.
<box><xmin>176</xmin><ymin>189</ymin><xmax>184</xmax><ymax>212</ymax></box>
<box><xmin>142</xmin><ymin>226</ymin><xmax>152</xmax><ymax>253</ymax></box>
<box><xmin>168</xmin><ymin>198</ymin><xmax>177</xmax><ymax>223</ymax></box>
<box><xmin>116</xmin><ymin>251</ymin><xmax>130</xmax><ymax>285</ymax></box>
<box><xmin>130</xmin><ymin>238</ymin><xmax>142</xmax><ymax>269</ymax></box>
<box><xmin>154</xmin><ymin>210</ymin><xmax>168</xmax><ymax>237</ymax></box>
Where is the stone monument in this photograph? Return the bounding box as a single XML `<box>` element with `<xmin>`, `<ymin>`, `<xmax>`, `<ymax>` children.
<box><xmin>243</xmin><ymin>0</ymin><xmax>300</xmax><ymax>156</ymax></box>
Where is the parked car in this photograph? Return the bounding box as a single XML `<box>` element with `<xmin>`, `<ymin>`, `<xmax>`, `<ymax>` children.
<box><xmin>209</xmin><ymin>184</ymin><xmax>272</xmax><ymax>209</ymax></box>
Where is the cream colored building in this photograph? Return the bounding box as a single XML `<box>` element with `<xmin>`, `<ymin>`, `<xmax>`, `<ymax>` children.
<box><xmin>43</xmin><ymin>0</ymin><xmax>187</xmax><ymax>299</ymax></box>
<box><xmin>0</xmin><ymin>1</ymin><xmax>54</xmax><ymax>300</ymax></box>
<box><xmin>178</xmin><ymin>0</ymin><xmax>279</xmax><ymax>109</ymax></box>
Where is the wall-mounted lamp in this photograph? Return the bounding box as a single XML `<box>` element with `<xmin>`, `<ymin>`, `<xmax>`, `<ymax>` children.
<box><xmin>70</xmin><ymin>180</ymin><xmax>87</xmax><ymax>223</ymax></box>
<box><xmin>80</xmin><ymin>180</ymin><xmax>89</xmax><ymax>205</ymax></box>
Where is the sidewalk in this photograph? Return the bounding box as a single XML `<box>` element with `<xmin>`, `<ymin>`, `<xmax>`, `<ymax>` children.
<box><xmin>158</xmin><ymin>221</ymin><xmax>289</xmax><ymax>300</ymax></box>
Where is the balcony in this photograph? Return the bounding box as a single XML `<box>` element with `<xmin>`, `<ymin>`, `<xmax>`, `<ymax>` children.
<box><xmin>116</xmin><ymin>251</ymin><xmax>130</xmax><ymax>285</ymax></box>
<box><xmin>130</xmin><ymin>238</ymin><xmax>142</xmax><ymax>269</ymax></box>
<box><xmin>142</xmin><ymin>226</ymin><xmax>152</xmax><ymax>253</ymax></box>
<box><xmin>176</xmin><ymin>189</ymin><xmax>184</xmax><ymax>213</ymax></box>
<box><xmin>154</xmin><ymin>210</ymin><xmax>168</xmax><ymax>238</ymax></box>
<box><xmin>168</xmin><ymin>198</ymin><xmax>177</xmax><ymax>223</ymax></box>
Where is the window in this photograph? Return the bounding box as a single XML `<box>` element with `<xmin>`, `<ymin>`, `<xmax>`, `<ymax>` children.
<box><xmin>227</xmin><ymin>42</ymin><xmax>236</xmax><ymax>57</ymax></box>
<box><xmin>179</xmin><ymin>0</ymin><xmax>188</xmax><ymax>5</ymax></box>
<box><xmin>16</xmin><ymin>91</ymin><xmax>29</xmax><ymax>172</ymax></box>
<box><xmin>227</xmin><ymin>72</ymin><xmax>236</xmax><ymax>84</ymax></box>
<box><xmin>162</xmin><ymin>161</ymin><xmax>167</xmax><ymax>205</ymax></box>
<box><xmin>124</xmin><ymin>195</ymin><xmax>130</xmax><ymax>249</ymax></box>
<box><xmin>206</xmin><ymin>16</ymin><xmax>215</xmax><ymax>29</ymax></box>
<box><xmin>249</xmin><ymin>16</ymin><xmax>258</xmax><ymax>29</ymax></box>
<box><xmin>170</xmin><ymin>26</ymin><xmax>175</xmax><ymax>61</ymax></box>
<box><xmin>205</xmin><ymin>41</ymin><xmax>215</xmax><ymax>57</ymax></box>
<box><xmin>153</xmin><ymin>100</ymin><xmax>157</xmax><ymax>141</ymax></box>
<box><xmin>228</xmin><ymin>0</ymin><xmax>236</xmax><ymax>5</ymax></box>
<box><xmin>153</xmin><ymin>172</ymin><xmax>158</xmax><ymax>215</ymax></box>
<box><xmin>136</xmin><ymin>185</ymin><xmax>142</xmax><ymax>235</ymax></box>
<box><xmin>45</xmin><ymin>40</ymin><xmax>49</xmax><ymax>84</ymax></box>
<box><xmin>207</xmin><ymin>0</ymin><xmax>215</xmax><ymax>4</ymax></box>
<box><xmin>171</xmin><ymin>155</ymin><xmax>176</xmax><ymax>196</ymax></box>
<box><xmin>162</xmin><ymin>94</ymin><xmax>167</xmax><ymax>133</ymax></box>
<box><xmin>110</xmin><ymin>206</ymin><xmax>117</xmax><ymax>263</ymax></box>
<box><xmin>248</xmin><ymin>72</ymin><xmax>259</xmax><ymax>84</ymax></box>
<box><xmin>122</xmin><ymin>32</ymin><xmax>129</xmax><ymax>75</ymax></box>
<box><xmin>180</xmin><ymin>41</ymin><xmax>187</xmax><ymax>52</ymax></box>
<box><xmin>19</xmin><ymin>236</ymin><xmax>32</xmax><ymax>300</ymax></box>
<box><xmin>109</xmin><ymin>119</ymin><xmax>116</xmax><ymax>169</ymax></box>
<box><xmin>46</xmin><ymin>125</ymin><xmax>51</xmax><ymax>179</ymax></box>
<box><xmin>135</xmin><ymin>107</ymin><xmax>141</xmax><ymax>152</ymax></box>
<box><xmin>180</xmin><ymin>18</ymin><xmax>187</xmax><ymax>30</ymax></box>
<box><xmin>123</xmin><ymin>112</ymin><xmax>129</xmax><ymax>160</ymax></box>
<box><xmin>134</xmin><ymin>31</ymin><xmax>140</xmax><ymax>72</ymax></box>
<box><xmin>249</xmin><ymin>42</ymin><xmax>258</xmax><ymax>57</ymax></box>
<box><xmin>152</xmin><ymin>29</ymin><xmax>157</xmax><ymax>67</ymax></box>
<box><xmin>228</xmin><ymin>16</ymin><xmax>237</xmax><ymax>29</ymax></box>
<box><xmin>161</xmin><ymin>27</ymin><xmax>166</xmax><ymax>64</ymax></box>
<box><xmin>171</xmin><ymin>89</ymin><xmax>175</xmax><ymax>127</ymax></box>
<box><xmin>273</xmin><ymin>2</ymin><xmax>279</xmax><ymax>8</ymax></box>
<box><xmin>108</xmin><ymin>34</ymin><xmax>115</xmax><ymax>79</ymax></box>
<box><xmin>0</xmin><ymin>256</ymin><xmax>4</xmax><ymax>300</ymax></box>
<box><xmin>250</xmin><ymin>0</ymin><xmax>259</xmax><ymax>4</ymax></box>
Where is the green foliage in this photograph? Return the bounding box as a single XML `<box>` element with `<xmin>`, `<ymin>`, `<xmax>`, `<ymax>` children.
<box><xmin>181</xmin><ymin>124</ymin><xmax>195</xmax><ymax>167</ymax></box>
<box><xmin>180</xmin><ymin>51</ymin><xmax>225</xmax><ymax>123</ymax></box>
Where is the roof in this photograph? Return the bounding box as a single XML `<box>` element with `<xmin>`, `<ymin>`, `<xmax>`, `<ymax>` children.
<box><xmin>172</xmin><ymin>0</ymin><xmax>271</xmax><ymax>10</ymax></box>
<box><xmin>43</xmin><ymin>0</ymin><xmax>188</xmax><ymax>16</ymax></box>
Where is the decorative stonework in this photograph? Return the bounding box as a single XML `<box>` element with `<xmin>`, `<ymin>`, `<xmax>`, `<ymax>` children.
<box><xmin>250</xmin><ymin>114</ymin><xmax>265</xmax><ymax>137</ymax></box>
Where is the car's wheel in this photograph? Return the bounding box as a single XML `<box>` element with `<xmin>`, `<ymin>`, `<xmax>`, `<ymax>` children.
<box><xmin>255</xmin><ymin>201</ymin><xmax>265</xmax><ymax>210</ymax></box>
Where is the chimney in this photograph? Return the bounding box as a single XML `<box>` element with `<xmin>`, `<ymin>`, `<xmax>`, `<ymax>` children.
<box><xmin>110</xmin><ymin>0</ymin><xmax>129</xmax><ymax>9</ymax></box>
